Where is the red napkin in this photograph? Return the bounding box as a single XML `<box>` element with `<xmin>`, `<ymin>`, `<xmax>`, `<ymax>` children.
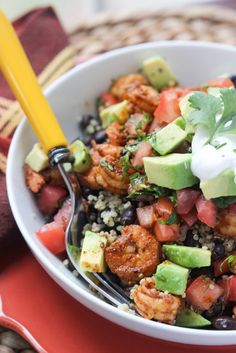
<box><xmin>0</xmin><ymin>7</ymin><xmax>70</xmax><ymax>245</ymax></box>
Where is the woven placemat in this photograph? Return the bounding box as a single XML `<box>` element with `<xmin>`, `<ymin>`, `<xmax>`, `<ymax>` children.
<box><xmin>70</xmin><ymin>5</ymin><xmax>236</xmax><ymax>55</ymax></box>
<box><xmin>1</xmin><ymin>4</ymin><xmax>236</xmax><ymax>174</ymax></box>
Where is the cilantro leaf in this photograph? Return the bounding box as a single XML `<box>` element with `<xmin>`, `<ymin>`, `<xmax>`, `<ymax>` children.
<box><xmin>159</xmin><ymin>213</ymin><xmax>179</xmax><ymax>225</ymax></box>
<box><xmin>213</xmin><ymin>196</ymin><xmax>236</xmax><ymax>208</ymax></box>
<box><xmin>188</xmin><ymin>92</ymin><xmax>222</xmax><ymax>137</ymax></box>
<box><xmin>100</xmin><ymin>159</ymin><xmax>114</xmax><ymax>171</ymax></box>
<box><xmin>128</xmin><ymin>175</ymin><xmax>169</xmax><ymax>199</ymax></box>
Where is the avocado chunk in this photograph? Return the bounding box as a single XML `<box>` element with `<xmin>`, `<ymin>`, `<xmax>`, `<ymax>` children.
<box><xmin>144</xmin><ymin>153</ymin><xmax>198</xmax><ymax>190</ymax></box>
<box><xmin>200</xmin><ymin>169</ymin><xmax>236</xmax><ymax>199</ymax></box>
<box><xmin>100</xmin><ymin>100</ymin><xmax>129</xmax><ymax>128</ymax></box>
<box><xmin>151</xmin><ymin>118</ymin><xmax>187</xmax><ymax>155</ymax></box>
<box><xmin>79</xmin><ymin>231</ymin><xmax>108</xmax><ymax>272</ymax></box>
<box><xmin>155</xmin><ymin>260</ymin><xmax>189</xmax><ymax>295</ymax></box>
<box><xmin>179</xmin><ymin>93</ymin><xmax>195</xmax><ymax>135</ymax></box>
<box><xmin>143</xmin><ymin>56</ymin><xmax>177</xmax><ymax>90</ymax></box>
<box><xmin>25</xmin><ymin>143</ymin><xmax>49</xmax><ymax>172</ymax></box>
<box><xmin>163</xmin><ymin>245</ymin><xmax>211</xmax><ymax>268</ymax></box>
<box><xmin>70</xmin><ymin>140</ymin><xmax>92</xmax><ymax>173</ymax></box>
<box><xmin>176</xmin><ymin>309</ymin><xmax>211</xmax><ymax>327</ymax></box>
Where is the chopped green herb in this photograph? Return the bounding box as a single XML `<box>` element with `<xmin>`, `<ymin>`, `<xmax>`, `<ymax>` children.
<box><xmin>213</xmin><ymin>196</ymin><xmax>236</xmax><ymax>208</ymax></box>
<box><xmin>159</xmin><ymin>213</ymin><xmax>179</xmax><ymax>225</ymax></box>
<box><xmin>68</xmin><ymin>244</ymin><xmax>80</xmax><ymax>260</ymax></box>
<box><xmin>96</xmin><ymin>97</ymin><xmax>102</xmax><ymax>107</ymax></box>
<box><xmin>128</xmin><ymin>175</ymin><xmax>169</xmax><ymax>199</ymax></box>
<box><xmin>227</xmin><ymin>255</ymin><xmax>236</xmax><ymax>273</ymax></box>
<box><xmin>213</xmin><ymin>142</ymin><xmax>227</xmax><ymax>150</ymax></box>
<box><xmin>100</xmin><ymin>159</ymin><xmax>114</xmax><ymax>171</ymax></box>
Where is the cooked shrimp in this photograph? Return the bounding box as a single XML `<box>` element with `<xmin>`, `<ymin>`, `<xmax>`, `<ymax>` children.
<box><xmin>111</xmin><ymin>74</ymin><xmax>159</xmax><ymax>114</ymax></box>
<box><xmin>105</xmin><ymin>121</ymin><xmax>127</xmax><ymax>146</ymax></box>
<box><xmin>126</xmin><ymin>84</ymin><xmax>160</xmax><ymax>114</ymax></box>
<box><xmin>216</xmin><ymin>211</ymin><xmax>236</xmax><ymax>238</ymax></box>
<box><xmin>105</xmin><ymin>225</ymin><xmax>160</xmax><ymax>285</ymax></box>
<box><xmin>111</xmin><ymin>74</ymin><xmax>148</xmax><ymax>98</ymax></box>
<box><xmin>91</xmin><ymin>141</ymin><xmax>121</xmax><ymax>159</ymax></box>
<box><xmin>96</xmin><ymin>155</ymin><xmax>129</xmax><ymax>195</ymax></box>
<box><xmin>79</xmin><ymin>165</ymin><xmax>102</xmax><ymax>190</ymax></box>
<box><xmin>24</xmin><ymin>165</ymin><xmax>45</xmax><ymax>193</ymax></box>
<box><xmin>130</xmin><ymin>277</ymin><xmax>182</xmax><ymax>324</ymax></box>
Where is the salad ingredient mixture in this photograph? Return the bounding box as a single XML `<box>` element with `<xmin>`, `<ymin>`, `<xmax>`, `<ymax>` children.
<box><xmin>24</xmin><ymin>55</ymin><xmax>236</xmax><ymax>329</ymax></box>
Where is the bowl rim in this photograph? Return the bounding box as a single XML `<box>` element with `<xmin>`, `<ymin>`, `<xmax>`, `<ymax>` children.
<box><xmin>7</xmin><ymin>40</ymin><xmax>236</xmax><ymax>345</ymax></box>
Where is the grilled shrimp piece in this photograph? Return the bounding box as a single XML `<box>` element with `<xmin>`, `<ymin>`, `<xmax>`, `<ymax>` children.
<box><xmin>111</xmin><ymin>74</ymin><xmax>159</xmax><ymax>114</ymax></box>
<box><xmin>79</xmin><ymin>165</ymin><xmax>102</xmax><ymax>190</ymax></box>
<box><xmin>216</xmin><ymin>211</ymin><xmax>236</xmax><ymax>238</ymax></box>
<box><xmin>125</xmin><ymin>84</ymin><xmax>160</xmax><ymax>114</ymax></box>
<box><xmin>105</xmin><ymin>225</ymin><xmax>160</xmax><ymax>285</ymax></box>
<box><xmin>91</xmin><ymin>141</ymin><xmax>121</xmax><ymax>159</ymax></box>
<box><xmin>96</xmin><ymin>155</ymin><xmax>129</xmax><ymax>195</ymax></box>
<box><xmin>111</xmin><ymin>74</ymin><xmax>148</xmax><ymax>98</ymax></box>
<box><xmin>24</xmin><ymin>165</ymin><xmax>45</xmax><ymax>193</ymax></box>
<box><xmin>130</xmin><ymin>277</ymin><xmax>182</xmax><ymax>324</ymax></box>
<box><xmin>105</xmin><ymin>121</ymin><xmax>127</xmax><ymax>146</ymax></box>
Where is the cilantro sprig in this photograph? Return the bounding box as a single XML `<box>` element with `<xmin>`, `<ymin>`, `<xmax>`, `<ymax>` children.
<box><xmin>188</xmin><ymin>88</ymin><xmax>236</xmax><ymax>143</ymax></box>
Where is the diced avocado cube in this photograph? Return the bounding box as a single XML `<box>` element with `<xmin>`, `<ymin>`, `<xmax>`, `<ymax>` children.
<box><xmin>173</xmin><ymin>116</ymin><xmax>186</xmax><ymax>130</ymax></box>
<box><xmin>163</xmin><ymin>245</ymin><xmax>211</xmax><ymax>268</ymax></box>
<box><xmin>200</xmin><ymin>169</ymin><xmax>236</xmax><ymax>199</ymax></box>
<box><xmin>25</xmin><ymin>143</ymin><xmax>49</xmax><ymax>172</ymax></box>
<box><xmin>179</xmin><ymin>93</ymin><xmax>195</xmax><ymax>135</ymax></box>
<box><xmin>210</xmin><ymin>170</ymin><xmax>236</xmax><ymax>199</ymax></box>
<box><xmin>100</xmin><ymin>100</ymin><xmax>129</xmax><ymax>128</ymax></box>
<box><xmin>143</xmin><ymin>56</ymin><xmax>177</xmax><ymax>90</ymax></box>
<box><xmin>155</xmin><ymin>261</ymin><xmax>189</xmax><ymax>295</ymax></box>
<box><xmin>70</xmin><ymin>140</ymin><xmax>92</xmax><ymax>173</ymax></box>
<box><xmin>79</xmin><ymin>231</ymin><xmax>108</xmax><ymax>272</ymax></box>
<box><xmin>144</xmin><ymin>153</ymin><xmax>198</xmax><ymax>190</ymax></box>
<box><xmin>152</xmin><ymin>120</ymin><xmax>187</xmax><ymax>156</ymax></box>
<box><xmin>176</xmin><ymin>309</ymin><xmax>211</xmax><ymax>327</ymax></box>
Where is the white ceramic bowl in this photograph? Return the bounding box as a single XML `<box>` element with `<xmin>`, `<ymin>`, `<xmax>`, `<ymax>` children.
<box><xmin>7</xmin><ymin>41</ymin><xmax>236</xmax><ymax>345</ymax></box>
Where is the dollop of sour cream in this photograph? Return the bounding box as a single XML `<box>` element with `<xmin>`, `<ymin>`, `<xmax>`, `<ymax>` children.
<box><xmin>191</xmin><ymin>126</ymin><xmax>236</xmax><ymax>181</ymax></box>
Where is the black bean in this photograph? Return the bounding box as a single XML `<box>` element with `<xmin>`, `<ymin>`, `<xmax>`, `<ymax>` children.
<box><xmin>135</xmin><ymin>194</ymin><xmax>155</xmax><ymax>203</ymax></box>
<box><xmin>174</xmin><ymin>141</ymin><xmax>191</xmax><ymax>154</ymax></box>
<box><xmin>203</xmin><ymin>300</ymin><xmax>224</xmax><ymax>319</ymax></box>
<box><xmin>230</xmin><ymin>75</ymin><xmax>236</xmax><ymax>88</ymax></box>
<box><xmin>212</xmin><ymin>242</ymin><xmax>225</xmax><ymax>261</ymax></box>
<box><xmin>77</xmin><ymin>211</ymin><xmax>88</xmax><ymax>233</ymax></box>
<box><xmin>93</xmin><ymin>129</ymin><xmax>107</xmax><ymax>144</ymax></box>
<box><xmin>79</xmin><ymin>114</ymin><xmax>94</xmax><ymax>130</ymax></box>
<box><xmin>184</xmin><ymin>230</ymin><xmax>199</xmax><ymax>247</ymax></box>
<box><xmin>190</xmin><ymin>267</ymin><xmax>214</xmax><ymax>279</ymax></box>
<box><xmin>120</xmin><ymin>206</ymin><xmax>136</xmax><ymax>225</ymax></box>
<box><xmin>82</xmin><ymin>187</ymin><xmax>98</xmax><ymax>199</ymax></box>
<box><xmin>212</xmin><ymin>316</ymin><xmax>236</xmax><ymax>330</ymax></box>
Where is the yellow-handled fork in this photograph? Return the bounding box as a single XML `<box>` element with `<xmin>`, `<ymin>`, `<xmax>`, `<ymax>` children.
<box><xmin>0</xmin><ymin>11</ymin><xmax>132</xmax><ymax>309</ymax></box>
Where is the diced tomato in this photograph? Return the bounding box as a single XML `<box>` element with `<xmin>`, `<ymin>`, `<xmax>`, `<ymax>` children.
<box><xmin>154</xmin><ymin>222</ymin><xmax>180</xmax><ymax>242</ymax></box>
<box><xmin>100</xmin><ymin>91</ymin><xmax>117</xmax><ymax>105</ymax></box>
<box><xmin>36</xmin><ymin>221</ymin><xmax>65</xmax><ymax>254</ymax></box>
<box><xmin>154</xmin><ymin>197</ymin><xmax>174</xmax><ymax>219</ymax></box>
<box><xmin>125</xmin><ymin>113</ymin><xmax>150</xmax><ymax>137</ymax></box>
<box><xmin>152</xmin><ymin>90</ymin><xmax>181</xmax><ymax>126</ymax></box>
<box><xmin>0</xmin><ymin>136</ymin><xmax>11</xmax><ymax>155</ymax></box>
<box><xmin>228</xmin><ymin>204</ymin><xmax>236</xmax><ymax>215</ymax></box>
<box><xmin>195</xmin><ymin>195</ymin><xmax>217</xmax><ymax>228</ymax></box>
<box><xmin>219</xmin><ymin>275</ymin><xmax>236</xmax><ymax>302</ymax></box>
<box><xmin>54</xmin><ymin>198</ymin><xmax>72</xmax><ymax>230</ymax></box>
<box><xmin>176</xmin><ymin>189</ymin><xmax>200</xmax><ymax>215</ymax></box>
<box><xmin>136</xmin><ymin>205</ymin><xmax>156</xmax><ymax>228</ymax></box>
<box><xmin>181</xmin><ymin>208</ymin><xmax>198</xmax><ymax>227</ymax></box>
<box><xmin>214</xmin><ymin>257</ymin><xmax>230</xmax><ymax>277</ymax></box>
<box><xmin>207</xmin><ymin>77</ymin><xmax>234</xmax><ymax>88</ymax></box>
<box><xmin>186</xmin><ymin>275</ymin><xmax>224</xmax><ymax>311</ymax></box>
<box><xmin>132</xmin><ymin>141</ymin><xmax>152</xmax><ymax>168</ymax></box>
<box><xmin>38</xmin><ymin>185</ymin><xmax>67</xmax><ymax>214</ymax></box>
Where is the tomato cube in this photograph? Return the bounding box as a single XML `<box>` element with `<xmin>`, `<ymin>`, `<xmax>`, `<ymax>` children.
<box><xmin>186</xmin><ymin>275</ymin><xmax>224</xmax><ymax>311</ymax></box>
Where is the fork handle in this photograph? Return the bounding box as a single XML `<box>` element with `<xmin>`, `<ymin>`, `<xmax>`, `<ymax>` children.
<box><xmin>0</xmin><ymin>11</ymin><xmax>68</xmax><ymax>153</ymax></box>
